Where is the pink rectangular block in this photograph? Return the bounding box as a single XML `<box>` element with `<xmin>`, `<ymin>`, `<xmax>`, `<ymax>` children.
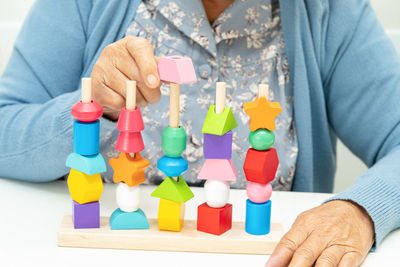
<box><xmin>158</xmin><ymin>56</ymin><xmax>197</xmax><ymax>84</ymax></box>
<box><xmin>197</xmin><ymin>159</ymin><xmax>238</xmax><ymax>182</ymax></box>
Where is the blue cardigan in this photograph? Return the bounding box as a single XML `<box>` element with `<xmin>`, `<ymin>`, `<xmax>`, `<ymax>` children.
<box><xmin>0</xmin><ymin>0</ymin><xmax>399</xmax><ymax>248</ymax></box>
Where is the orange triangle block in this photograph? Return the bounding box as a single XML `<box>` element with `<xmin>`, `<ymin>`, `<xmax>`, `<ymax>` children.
<box><xmin>109</xmin><ymin>152</ymin><xmax>150</xmax><ymax>187</ymax></box>
<box><xmin>197</xmin><ymin>159</ymin><xmax>237</xmax><ymax>182</ymax></box>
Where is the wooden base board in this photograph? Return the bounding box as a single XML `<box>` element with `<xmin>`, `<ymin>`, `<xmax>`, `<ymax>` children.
<box><xmin>58</xmin><ymin>215</ymin><xmax>284</xmax><ymax>254</ymax></box>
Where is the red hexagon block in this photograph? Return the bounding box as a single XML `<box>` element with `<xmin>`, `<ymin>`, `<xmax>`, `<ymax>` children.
<box><xmin>71</xmin><ymin>100</ymin><xmax>103</xmax><ymax>122</ymax></box>
<box><xmin>243</xmin><ymin>148</ymin><xmax>279</xmax><ymax>184</ymax></box>
<box><xmin>197</xmin><ymin>203</ymin><xmax>232</xmax><ymax>235</ymax></box>
<box><xmin>116</xmin><ymin>107</ymin><xmax>144</xmax><ymax>132</ymax></box>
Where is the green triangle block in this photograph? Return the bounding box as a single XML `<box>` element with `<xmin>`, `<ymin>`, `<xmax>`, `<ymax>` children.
<box><xmin>201</xmin><ymin>105</ymin><xmax>238</xmax><ymax>135</ymax></box>
<box><xmin>151</xmin><ymin>176</ymin><xmax>194</xmax><ymax>203</ymax></box>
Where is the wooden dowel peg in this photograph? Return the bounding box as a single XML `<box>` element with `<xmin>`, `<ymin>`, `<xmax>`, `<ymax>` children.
<box><xmin>258</xmin><ymin>84</ymin><xmax>269</xmax><ymax>99</ymax></box>
<box><xmin>215</xmin><ymin>82</ymin><xmax>226</xmax><ymax>114</ymax></box>
<box><xmin>169</xmin><ymin>83</ymin><xmax>180</xmax><ymax>128</ymax></box>
<box><xmin>81</xmin><ymin>78</ymin><xmax>92</xmax><ymax>104</ymax></box>
<box><xmin>126</xmin><ymin>80</ymin><xmax>136</xmax><ymax>111</ymax></box>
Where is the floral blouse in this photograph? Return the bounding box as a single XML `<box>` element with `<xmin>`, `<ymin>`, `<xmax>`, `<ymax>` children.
<box><xmin>102</xmin><ymin>0</ymin><xmax>298</xmax><ymax>190</ymax></box>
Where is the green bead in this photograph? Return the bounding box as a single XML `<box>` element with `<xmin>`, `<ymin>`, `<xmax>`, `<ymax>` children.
<box><xmin>249</xmin><ymin>129</ymin><xmax>275</xmax><ymax>150</ymax></box>
<box><xmin>162</xmin><ymin>126</ymin><xmax>187</xmax><ymax>157</ymax></box>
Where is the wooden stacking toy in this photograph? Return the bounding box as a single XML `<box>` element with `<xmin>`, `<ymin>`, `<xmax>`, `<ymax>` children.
<box><xmin>197</xmin><ymin>82</ymin><xmax>238</xmax><ymax>235</ymax></box>
<box><xmin>109</xmin><ymin>81</ymin><xmax>151</xmax><ymax>230</ymax></box>
<box><xmin>243</xmin><ymin>84</ymin><xmax>282</xmax><ymax>235</ymax></box>
<box><xmin>65</xmin><ymin>78</ymin><xmax>106</xmax><ymax>228</ymax></box>
<box><xmin>150</xmin><ymin>56</ymin><xmax>196</xmax><ymax>231</ymax></box>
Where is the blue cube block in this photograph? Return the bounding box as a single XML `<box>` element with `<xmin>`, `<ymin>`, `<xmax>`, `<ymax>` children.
<box><xmin>203</xmin><ymin>131</ymin><xmax>232</xmax><ymax>159</ymax></box>
<box><xmin>73</xmin><ymin>120</ymin><xmax>99</xmax><ymax>156</ymax></box>
<box><xmin>245</xmin><ymin>199</ymin><xmax>271</xmax><ymax>235</ymax></box>
<box><xmin>157</xmin><ymin>156</ymin><xmax>188</xmax><ymax>177</ymax></box>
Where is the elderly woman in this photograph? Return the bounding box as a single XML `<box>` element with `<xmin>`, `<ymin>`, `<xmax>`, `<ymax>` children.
<box><xmin>1</xmin><ymin>0</ymin><xmax>400</xmax><ymax>266</ymax></box>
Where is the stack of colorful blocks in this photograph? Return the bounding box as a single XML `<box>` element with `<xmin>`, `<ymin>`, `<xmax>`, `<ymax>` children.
<box><xmin>109</xmin><ymin>81</ymin><xmax>150</xmax><ymax>230</ymax></box>
<box><xmin>150</xmin><ymin>56</ymin><xmax>196</xmax><ymax>232</ymax></box>
<box><xmin>197</xmin><ymin>82</ymin><xmax>238</xmax><ymax>235</ymax></box>
<box><xmin>66</xmin><ymin>78</ymin><xmax>106</xmax><ymax>229</ymax></box>
<box><xmin>243</xmin><ymin>84</ymin><xmax>282</xmax><ymax>235</ymax></box>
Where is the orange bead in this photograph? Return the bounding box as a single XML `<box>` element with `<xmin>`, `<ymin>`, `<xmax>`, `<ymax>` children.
<box><xmin>109</xmin><ymin>152</ymin><xmax>150</xmax><ymax>187</ymax></box>
<box><xmin>243</xmin><ymin>97</ymin><xmax>282</xmax><ymax>131</ymax></box>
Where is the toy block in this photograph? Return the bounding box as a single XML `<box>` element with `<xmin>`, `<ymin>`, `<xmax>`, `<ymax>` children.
<box><xmin>246</xmin><ymin>182</ymin><xmax>272</xmax><ymax>204</ymax></box>
<box><xmin>203</xmin><ymin>131</ymin><xmax>232</xmax><ymax>159</ymax></box>
<box><xmin>71</xmin><ymin>100</ymin><xmax>103</xmax><ymax>122</ymax></box>
<box><xmin>198</xmin><ymin>159</ymin><xmax>237</xmax><ymax>182</ymax></box>
<box><xmin>197</xmin><ymin>203</ymin><xmax>232</xmax><ymax>235</ymax></box>
<box><xmin>115</xmin><ymin>131</ymin><xmax>144</xmax><ymax>153</ymax></box>
<box><xmin>157</xmin><ymin>156</ymin><xmax>188</xmax><ymax>177</ymax></box>
<box><xmin>204</xmin><ymin>180</ymin><xmax>230</xmax><ymax>208</ymax></box>
<box><xmin>243</xmin><ymin>148</ymin><xmax>279</xmax><ymax>184</ymax></box>
<box><xmin>158</xmin><ymin>56</ymin><xmax>197</xmax><ymax>84</ymax></box>
<box><xmin>202</xmin><ymin>105</ymin><xmax>238</xmax><ymax>136</ymax></box>
<box><xmin>67</xmin><ymin>169</ymin><xmax>103</xmax><ymax>204</ymax></box>
<box><xmin>162</xmin><ymin>126</ymin><xmax>187</xmax><ymax>158</ymax></box>
<box><xmin>66</xmin><ymin>152</ymin><xmax>106</xmax><ymax>175</ymax></box>
<box><xmin>245</xmin><ymin>199</ymin><xmax>271</xmax><ymax>235</ymax></box>
<box><xmin>73</xmin><ymin>120</ymin><xmax>99</xmax><ymax>156</ymax></box>
<box><xmin>249</xmin><ymin>129</ymin><xmax>275</xmax><ymax>151</ymax></box>
<box><xmin>151</xmin><ymin>176</ymin><xmax>194</xmax><ymax>203</ymax></box>
<box><xmin>109</xmin><ymin>152</ymin><xmax>150</xmax><ymax>187</ymax></box>
<box><xmin>110</xmin><ymin>208</ymin><xmax>149</xmax><ymax>230</ymax></box>
<box><xmin>73</xmin><ymin>200</ymin><xmax>100</xmax><ymax>229</ymax></box>
<box><xmin>243</xmin><ymin>97</ymin><xmax>282</xmax><ymax>131</ymax></box>
<box><xmin>116</xmin><ymin>182</ymin><xmax>140</xmax><ymax>212</ymax></box>
<box><xmin>158</xmin><ymin>198</ymin><xmax>185</xmax><ymax>231</ymax></box>
<box><xmin>116</xmin><ymin>107</ymin><xmax>144</xmax><ymax>132</ymax></box>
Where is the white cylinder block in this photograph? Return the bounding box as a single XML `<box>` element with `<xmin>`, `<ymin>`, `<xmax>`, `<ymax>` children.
<box><xmin>116</xmin><ymin>182</ymin><xmax>140</xmax><ymax>212</ymax></box>
<box><xmin>204</xmin><ymin>180</ymin><xmax>230</xmax><ymax>208</ymax></box>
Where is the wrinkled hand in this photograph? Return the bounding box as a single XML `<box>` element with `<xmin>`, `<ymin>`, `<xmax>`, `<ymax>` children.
<box><xmin>266</xmin><ymin>200</ymin><xmax>374</xmax><ymax>267</ymax></box>
<box><xmin>91</xmin><ymin>36</ymin><xmax>161</xmax><ymax>120</ymax></box>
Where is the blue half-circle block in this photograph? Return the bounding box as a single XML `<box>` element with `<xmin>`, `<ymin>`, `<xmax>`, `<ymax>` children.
<box><xmin>245</xmin><ymin>199</ymin><xmax>271</xmax><ymax>235</ymax></box>
<box><xmin>157</xmin><ymin>156</ymin><xmax>188</xmax><ymax>177</ymax></box>
<box><xmin>73</xmin><ymin>120</ymin><xmax>99</xmax><ymax>156</ymax></box>
<box><xmin>110</xmin><ymin>208</ymin><xmax>149</xmax><ymax>230</ymax></box>
<box><xmin>66</xmin><ymin>153</ymin><xmax>106</xmax><ymax>175</ymax></box>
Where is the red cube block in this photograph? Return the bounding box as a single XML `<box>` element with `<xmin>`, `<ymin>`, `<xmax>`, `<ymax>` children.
<box><xmin>197</xmin><ymin>203</ymin><xmax>232</xmax><ymax>235</ymax></box>
<box><xmin>243</xmin><ymin>148</ymin><xmax>279</xmax><ymax>184</ymax></box>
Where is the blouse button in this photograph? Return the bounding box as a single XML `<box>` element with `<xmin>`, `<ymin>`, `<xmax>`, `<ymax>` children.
<box><xmin>199</xmin><ymin>64</ymin><xmax>211</xmax><ymax>79</ymax></box>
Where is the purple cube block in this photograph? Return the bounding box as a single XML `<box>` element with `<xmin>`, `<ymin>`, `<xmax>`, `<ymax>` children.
<box><xmin>73</xmin><ymin>200</ymin><xmax>100</xmax><ymax>229</ymax></box>
<box><xmin>203</xmin><ymin>131</ymin><xmax>232</xmax><ymax>159</ymax></box>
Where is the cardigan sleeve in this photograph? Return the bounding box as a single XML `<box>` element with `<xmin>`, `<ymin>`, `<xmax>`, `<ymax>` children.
<box><xmin>0</xmin><ymin>0</ymin><xmax>114</xmax><ymax>182</ymax></box>
<box><xmin>321</xmin><ymin>0</ymin><xmax>400</xmax><ymax>249</ymax></box>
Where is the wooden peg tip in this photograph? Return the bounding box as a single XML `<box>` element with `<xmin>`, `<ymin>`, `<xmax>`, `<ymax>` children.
<box><xmin>215</xmin><ymin>82</ymin><xmax>226</xmax><ymax>114</ymax></box>
<box><xmin>258</xmin><ymin>84</ymin><xmax>269</xmax><ymax>99</ymax></box>
<box><xmin>81</xmin><ymin>78</ymin><xmax>92</xmax><ymax>104</ymax></box>
<box><xmin>126</xmin><ymin>80</ymin><xmax>137</xmax><ymax>110</ymax></box>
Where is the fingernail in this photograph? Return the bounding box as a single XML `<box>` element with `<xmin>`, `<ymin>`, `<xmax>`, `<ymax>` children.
<box><xmin>147</xmin><ymin>74</ymin><xmax>157</xmax><ymax>86</ymax></box>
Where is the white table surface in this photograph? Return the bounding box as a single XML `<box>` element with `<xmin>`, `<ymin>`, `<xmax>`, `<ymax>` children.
<box><xmin>0</xmin><ymin>178</ymin><xmax>398</xmax><ymax>267</ymax></box>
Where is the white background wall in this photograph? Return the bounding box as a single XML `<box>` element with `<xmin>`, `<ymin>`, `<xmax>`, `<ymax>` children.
<box><xmin>0</xmin><ymin>0</ymin><xmax>399</xmax><ymax>193</ymax></box>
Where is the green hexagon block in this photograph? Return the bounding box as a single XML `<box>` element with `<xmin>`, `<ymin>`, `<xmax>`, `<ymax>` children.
<box><xmin>162</xmin><ymin>126</ymin><xmax>187</xmax><ymax>158</ymax></box>
<box><xmin>151</xmin><ymin>176</ymin><xmax>194</xmax><ymax>203</ymax></box>
<box><xmin>201</xmin><ymin>105</ymin><xmax>238</xmax><ymax>135</ymax></box>
<box><xmin>249</xmin><ymin>129</ymin><xmax>275</xmax><ymax>150</ymax></box>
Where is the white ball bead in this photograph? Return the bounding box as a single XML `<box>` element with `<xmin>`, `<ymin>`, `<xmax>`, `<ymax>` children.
<box><xmin>116</xmin><ymin>182</ymin><xmax>140</xmax><ymax>212</ymax></box>
<box><xmin>204</xmin><ymin>180</ymin><xmax>230</xmax><ymax>208</ymax></box>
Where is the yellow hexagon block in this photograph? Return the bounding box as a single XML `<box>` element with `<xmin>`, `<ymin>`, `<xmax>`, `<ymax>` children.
<box><xmin>157</xmin><ymin>198</ymin><xmax>185</xmax><ymax>232</ymax></box>
<box><xmin>67</xmin><ymin>169</ymin><xmax>103</xmax><ymax>204</ymax></box>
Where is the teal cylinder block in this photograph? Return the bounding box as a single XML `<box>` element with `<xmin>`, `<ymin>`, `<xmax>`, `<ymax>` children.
<box><xmin>162</xmin><ymin>126</ymin><xmax>187</xmax><ymax>157</ymax></box>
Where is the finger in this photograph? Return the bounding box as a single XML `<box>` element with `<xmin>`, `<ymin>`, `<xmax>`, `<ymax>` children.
<box><xmin>99</xmin><ymin>66</ymin><xmax>130</xmax><ymax>99</ymax></box>
<box><xmin>288</xmin><ymin>237</ymin><xmax>325</xmax><ymax>267</ymax></box>
<box><xmin>338</xmin><ymin>252</ymin><xmax>362</xmax><ymax>267</ymax></box>
<box><xmin>266</xmin><ymin>228</ymin><xmax>309</xmax><ymax>267</ymax></box>
<box><xmin>96</xmin><ymin>83</ymin><xmax>125</xmax><ymax>114</ymax></box>
<box><xmin>135</xmin><ymin>88</ymin><xmax>148</xmax><ymax>108</ymax></box>
<box><xmin>129</xmin><ymin>63</ymin><xmax>161</xmax><ymax>105</ymax></box>
<box><xmin>315</xmin><ymin>246</ymin><xmax>345</xmax><ymax>267</ymax></box>
<box><xmin>125</xmin><ymin>37</ymin><xmax>160</xmax><ymax>88</ymax></box>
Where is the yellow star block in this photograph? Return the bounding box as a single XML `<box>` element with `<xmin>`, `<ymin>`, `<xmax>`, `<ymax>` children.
<box><xmin>109</xmin><ymin>152</ymin><xmax>150</xmax><ymax>187</ymax></box>
<box><xmin>243</xmin><ymin>97</ymin><xmax>282</xmax><ymax>131</ymax></box>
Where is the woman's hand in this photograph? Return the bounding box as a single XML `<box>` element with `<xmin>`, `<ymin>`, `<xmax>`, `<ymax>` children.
<box><xmin>91</xmin><ymin>36</ymin><xmax>161</xmax><ymax>120</ymax></box>
<box><xmin>266</xmin><ymin>200</ymin><xmax>374</xmax><ymax>267</ymax></box>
